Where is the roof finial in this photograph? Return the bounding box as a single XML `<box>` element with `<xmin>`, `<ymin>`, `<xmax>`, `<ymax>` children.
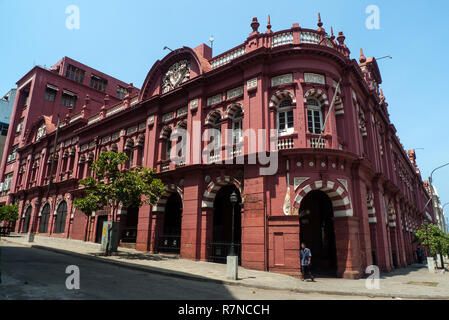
<box><xmin>330</xmin><ymin>26</ymin><xmax>335</xmax><ymax>41</ymax></box>
<box><xmin>317</xmin><ymin>13</ymin><xmax>324</xmax><ymax>32</ymax></box>
<box><xmin>266</xmin><ymin>14</ymin><xmax>272</xmax><ymax>33</ymax></box>
<box><xmin>250</xmin><ymin>17</ymin><xmax>260</xmax><ymax>34</ymax></box>
<box><xmin>337</xmin><ymin>31</ymin><xmax>346</xmax><ymax>45</ymax></box>
<box><xmin>359</xmin><ymin>48</ymin><xmax>367</xmax><ymax>64</ymax></box>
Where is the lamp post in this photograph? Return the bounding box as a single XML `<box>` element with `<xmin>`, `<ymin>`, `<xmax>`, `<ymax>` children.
<box><xmin>229</xmin><ymin>191</ymin><xmax>238</xmax><ymax>256</ymax></box>
<box><xmin>227</xmin><ymin>191</ymin><xmax>239</xmax><ymax>280</ymax></box>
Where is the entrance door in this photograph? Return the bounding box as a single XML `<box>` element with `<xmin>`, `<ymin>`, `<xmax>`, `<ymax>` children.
<box><xmin>22</xmin><ymin>207</ymin><xmax>32</xmax><ymax>233</ymax></box>
<box><xmin>95</xmin><ymin>215</ymin><xmax>108</xmax><ymax>244</ymax></box>
<box><xmin>159</xmin><ymin>193</ymin><xmax>182</xmax><ymax>253</ymax></box>
<box><xmin>210</xmin><ymin>184</ymin><xmax>242</xmax><ymax>264</ymax></box>
<box><xmin>120</xmin><ymin>207</ymin><xmax>139</xmax><ymax>245</ymax></box>
<box><xmin>299</xmin><ymin>190</ymin><xmax>337</xmax><ymax>275</ymax></box>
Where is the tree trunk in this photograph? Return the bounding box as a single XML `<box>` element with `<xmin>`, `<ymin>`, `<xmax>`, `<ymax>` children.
<box><xmin>83</xmin><ymin>215</ymin><xmax>90</xmax><ymax>242</ymax></box>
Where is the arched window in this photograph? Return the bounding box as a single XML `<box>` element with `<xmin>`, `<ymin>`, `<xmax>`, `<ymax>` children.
<box><xmin>22</xmin><ymin>206</ymin><xmax>32</xmax><ymax>233</ymax></box>
<box><xmin>165</xmin><ymin>131</ymin><xmax>172</xmax><ymax>161</ymax></box>
<box><xmin>307</xmin><ymin>98</ymin><xmax>323</xmax><ymax>134</ymax></box>
<box><xmin>231</xmin><ymin>107</ymin><xmax>243</xmax><ymax>145</ymax></box>
<box><xmin>175</xmin><ymin>121</ymin><xmax>187</xmax><ymax>163</ymax></box>
<box><xmin>54</xmin><ymin>201</ymin><xmax>68</xmax><ymax>234</ymax></box>
<box><xmin>39</xmin><ymin>204</ymin><xmax>51</xmax><ymax>233</ymax></box>
<box><xmin>124</xmin><ymin>138</ymin><xmax>134</xmax><ymax>168</ymax></box>
<box><xmin>206</xmin><ymin>111</ymin><xmax>222</xmax><ymax>161</ymax></box>
<box><xmin>160</xmin><ymin>127</ymin><xmax>173</xmax><ymax>161</ymax></box>
<box><xmin>277</xmin><ymin>98</ymin><xmax>294</xmax><ymax>136</ymax></box>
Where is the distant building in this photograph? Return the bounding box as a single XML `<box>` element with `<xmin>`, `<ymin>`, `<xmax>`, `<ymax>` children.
<box><xmin>425</xmin><ymin>183</ymin><xmax>446</xmax><ymax>233</ymax></box>
<box><xmin>0</xmin><ymin>89</ymin><xmax>17</xmax><ymax>162</ymax></box>
<box><xmin>0</xmin><ymin>17</ymin><xmax>435</xmax><ymax>279</ymax></box>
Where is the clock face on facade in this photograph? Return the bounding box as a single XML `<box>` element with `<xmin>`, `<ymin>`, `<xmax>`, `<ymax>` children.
<box><xmin>161</xmin><ymin>60</ymin><xmax>190</xmax><ymax>94</ymax></box>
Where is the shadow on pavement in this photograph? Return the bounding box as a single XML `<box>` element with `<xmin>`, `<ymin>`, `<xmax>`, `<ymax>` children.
<box><xmin>0</xmin><ymin>243</ymin><xmax>238</xmax><ymax>300</ymax></box>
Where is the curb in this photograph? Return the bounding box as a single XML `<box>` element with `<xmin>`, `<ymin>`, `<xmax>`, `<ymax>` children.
<box><xmin>3</xmin><ymin>239</ymin><xmax>449</xmax><ymax>300</ymax></box>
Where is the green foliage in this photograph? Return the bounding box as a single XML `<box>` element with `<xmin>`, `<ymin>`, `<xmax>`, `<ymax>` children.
<box><xmin>73</xmin><ymin>151</ymin><xmax>166</xmax><ymax>219</ymax></box>
<box><xmin>0</xmin><ymin>205</ymin><xmax>19</xmax><ymax>222</ymax></box>
<box><xmin>415</xmin><ymin>224</ymin><xmax>449</xmax><ymax>256</ymax></box>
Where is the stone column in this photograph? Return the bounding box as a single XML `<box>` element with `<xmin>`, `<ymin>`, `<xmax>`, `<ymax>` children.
<box><xmin>333</xmin><ymin>216</ymin><xmax>362</xmax><ymax>279</ymax></box>
<box><xmin>241</xmin><ymin>170</ymin><xmax>266</xmax><ymax>271</ymax></box>
<box><xmin>200</xmin><ymin>207</ymin><xmax>213</xmax><ymax>261</ymax></box>
<box><xmin>181</xmin><ymin>171</ymin><xmax>203</xmax><ymax>260</ymax></box>
<box><xmin>136</xmin><ymin>202</ymin><xmax>152</xmax><ymax>252</ymax></box>
<box><xmin>350</xmin><ymin>171</ymin><xmax>373</xmax><ymax>270</ymax></box>
<box><xmin>393</xmin><ymin>198</ymin><xmax>407</xmax><ymax>267</ymax></box>
<box><xmin>371</xmin><ymin>183</ymin><xmax>393</xmax><ymax>272</ymax></box>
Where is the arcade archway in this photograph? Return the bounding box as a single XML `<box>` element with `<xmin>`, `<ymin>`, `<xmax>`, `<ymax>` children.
<box><xmin>158</xmin><ymin>192</ymin><xmax>183</xmax><ymax>253</ymax></box>
<box><xmin>299</xmin><ymin>190</ymin><xmax>337</xmax><ymax>275</ymax></box>
<box><xmin>209</xmin><ymin>184</ymin><xmax>242</xmax><ymax>264</ymax></box>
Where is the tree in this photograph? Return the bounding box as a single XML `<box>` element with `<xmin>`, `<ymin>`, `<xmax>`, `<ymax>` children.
<box><xmin>73</xmin><ymin>151</ymin><xmax>166</xmax><ymax>254</ymax></box>
<box><xmin>0</xmin><ymin>204</ymin><xmax>19</xmax><ymax>225</ymax></box>
<box><xmin>415</xmin><ymin>223</ymin><xmax>449</xmax><ymax>268</ymax></box>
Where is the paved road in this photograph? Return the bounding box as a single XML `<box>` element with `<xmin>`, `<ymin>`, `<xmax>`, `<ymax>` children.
<box><xmin>0</xmin><ymin>242</ymin><xmax>390</xmax><ymax>300</ymax></box>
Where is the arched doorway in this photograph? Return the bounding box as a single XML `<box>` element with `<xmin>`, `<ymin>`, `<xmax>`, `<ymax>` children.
<box><xmin>158</xmin><ymin>192</ymin><xmax>182</xmax><ymax>253</ymax></box>
<box><xmin>22</xmin><ymin>207</ymin><xmax>32</xmax><ymax>233</ymax></box>
<box><xmin>210</xmin><ymin>184</ymin><xmax>242</xmax><ymax>264</ymax></box>
<box><xmin>54</xmin><ymin>201</ymin><xmax>68</xmax><ymax>234</ymax></box>
<box><xmin>39</xmin><ymin>204</ymin><xmax>50</xmax><ymax>233</ymax></box>
<box><xmin>299</xmin><ymin>190</ymin><xmax>337</xmax><ymax>275</ymax></box>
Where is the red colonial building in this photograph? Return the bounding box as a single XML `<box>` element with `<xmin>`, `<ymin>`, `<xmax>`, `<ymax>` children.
<box><xmin>0</xmin><ymin>16</ymin><xmax>434</xmax><ymax>279</ymax></box>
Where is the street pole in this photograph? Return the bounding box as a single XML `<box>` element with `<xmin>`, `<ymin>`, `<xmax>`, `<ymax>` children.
<box><xmin>229</xmin><ymin>192</ymin><xmax>238</xmax><ymax>257</ymax></box>
<box><xmin>227</xmin><ymin>191</ymin><xmax>239</xmax><ymax>280</ymax></box>
<box><xmin>230</xmin><ymin>204</ymin><xmax>235</xmax><ymax>256</ymax></box>
<box><xmin>427</xmin><ymin>162</ymin><xmax>449</xmax><ymax>268</ymax></box>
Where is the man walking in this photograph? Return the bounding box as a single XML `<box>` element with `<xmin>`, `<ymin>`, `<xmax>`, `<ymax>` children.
<box><xmin>300</xmin><ymin>242</ymin><xmax>315</xmax><ymax>282</ymax></box>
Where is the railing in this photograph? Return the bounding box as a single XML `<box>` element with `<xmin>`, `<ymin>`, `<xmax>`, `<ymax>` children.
<box><xmin>175</xmin><ymin>160</ymin><xmax>186</xmax><ymax>168</ymax></box>
<box><xmin>158</xmin><ymin>235</ymin><xmax>181</xmax><ymax>253</ymax></box>
<box><xmin>87</xmin><ymin>114</ymin><xmax>101</xmax><ymax>125</ymax></box>
<box><xmin>208</xmin><ymin>242</ymin><xmax>241</xmax><ymax>264</ymax></box>
<box><xmin>272</xmin><ymin>32</ymin><xmax>293</xmax><ymax>47</ymax></box>
<box><xmin>278</xmin><ymin>138</ymin><xmax>294</xmax><ymax>150</ymax></box>
<box><xmin>209</xmin><ymin>27</ymin><xmax>348</xmax><ymax>70</ymax></box>
<box><xmin>121</xmin><ymin>227</ymin><xmax>137</xmax><ymax>243</ymax></box>
<box><xmin>310</xmin><ymin>137</ymin><xmax>326</xmax><ymax>149</ymax></box>
<box><xmin>69</xmin><ymin>113</ymin><xmax>82</xmax><ymax>123</ymax></box>
<box><xmin>230</xmin><ymin>145</ymin><xmax>243</xmax><ymax>158</ymax></box>
<box><xmin>106</xmin><ymin>103</ymin><xmax>124</xmax><ymax>117</ymax></box>
<box><xmin>161</xmin><ymin>162</ymin><xmax>170</xmax><ymax>172</ymax></box>
<box><xmin>210</xmin><ymin>46</ymin><xmax>246</xmax><ymax>69</ymax></box>
<box><xmin>300</xmin><ymin>31</ymin><xmax>321</xmax><ymax>44</ymax></box>
<box><xmin>208</xmin><ymin>153</ymin><xmax>221</xmax><ymax>164</ymax></box>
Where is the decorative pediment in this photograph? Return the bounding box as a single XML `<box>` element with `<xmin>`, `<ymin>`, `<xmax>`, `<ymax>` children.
<box><xmin>36</xmin><ymin>122</ymin><xmax>46</xmax><ymax>141</ymax></box>
<box><xmin>161</xmin><ymin>60</ymin><xmax>190</xmax><ymax>94</ymax></box>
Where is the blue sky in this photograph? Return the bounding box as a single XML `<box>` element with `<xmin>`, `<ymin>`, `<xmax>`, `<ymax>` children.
<box><xmin>1</xmin><ymin>0</ymin><xmax>448</xmax><ymax>216</ymax></box>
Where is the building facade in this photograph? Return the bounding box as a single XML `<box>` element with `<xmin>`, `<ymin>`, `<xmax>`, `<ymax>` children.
<box><xmin>0</xmin><ymin>16</ymin><xmax>434</xmax><ymax>279</ymax></box>
<box><xmin>426</xmin><ymin>183</ymin><xmax>446</xmax><ymax>233</ymax></box>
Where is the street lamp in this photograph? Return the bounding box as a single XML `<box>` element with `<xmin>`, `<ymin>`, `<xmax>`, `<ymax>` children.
<box><xmin>226</xmin><ymin>191</ymin><xmax>239</xmax><ymax>280</ymax></box>
<box><xmin>229</xmin><ymin>191</ymin><xmax>238</xmax><ymax>257</ymax></box>
<box><xmin>423</xmin><ymin>162</ymin><xmax>449</xmax><ymax>215</ymax></box>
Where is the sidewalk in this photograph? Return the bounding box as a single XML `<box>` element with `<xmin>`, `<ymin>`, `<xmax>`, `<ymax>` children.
<box><xmin>2</xmin><ymin>234</ymin><xmax>449</xmax><ymax>299</ymax></box>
